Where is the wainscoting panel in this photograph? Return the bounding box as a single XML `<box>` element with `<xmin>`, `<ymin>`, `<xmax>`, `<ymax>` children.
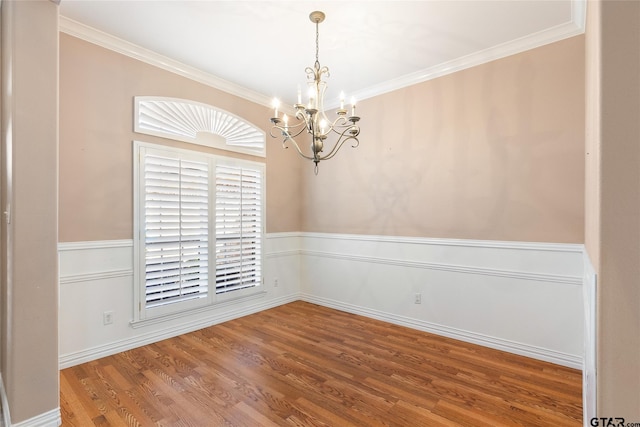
<box><xmin>58</xmin><ymin>233</ymin><xmax>301</xmax><ymax>368</ymax></box>
<box><xmin>59</xmin><ymin>232</ymin><xmax>584</xmax><ymax>371</ymax></box>
<box><xmin>299</xmin><ymin>233</ymin><xmax>584</xmax><ymax>368</ymax></box>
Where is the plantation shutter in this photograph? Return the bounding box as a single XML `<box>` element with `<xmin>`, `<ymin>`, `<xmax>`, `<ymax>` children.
<box><xmin>144</xmin><ymin>154</ymin><xmax>209</xmax><ymax>308</ymax></box>
<box><xmin>215</xmin><ymin>164</ymin><xmax>262</xmax><ymax>293</ymax></box>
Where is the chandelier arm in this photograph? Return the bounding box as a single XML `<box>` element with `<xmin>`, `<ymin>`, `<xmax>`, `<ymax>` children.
<box><xmin>283</xmin><ymin>136</ymin><xmax>317</xmax><ymax>161</ymax></box>
<box><xmin>269</xmin><ymin>122</ymin><xmax>307</xmax><ymax>140</ymax></box>
<box><xmin>329</xmin><ymin>127</ymin><xmax>360</xmax><ymax>140</ymax></box>
<box><xmin>318</xmin><ymin>136</ymin><xmax>359</xmax><ymax>161</ymax></box>
<box><xmin>317</xmin><ymin>131</ymin><xmax>360</xmax><ymax>161</ymax></box>
<box><xmin>325</xmin><ymin>116</ymin><xmax>350</xmax><ymax>134</ymax></box>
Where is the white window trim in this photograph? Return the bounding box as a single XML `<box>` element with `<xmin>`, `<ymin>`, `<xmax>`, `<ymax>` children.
<box><xmin>134</xmin><ymin>96</ymin><xmax>266</xmax><ymax>158</ymax></box>
<box><xmin>132</xmin><ymin>140</ymin><xmax>266</xmax><ymax>324</ymax></box>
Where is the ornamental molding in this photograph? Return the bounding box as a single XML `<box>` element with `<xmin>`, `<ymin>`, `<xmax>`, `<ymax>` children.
<box><xmin>134</xmin><ymin>96</ymin><xmax>265</xmax><ymax>157</ymax></box>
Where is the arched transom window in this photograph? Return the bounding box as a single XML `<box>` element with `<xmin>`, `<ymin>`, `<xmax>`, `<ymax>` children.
<box><xmin>134</xmin><ymin>96</ymin><xmax>266</xmax><ymax>157</ymax></box>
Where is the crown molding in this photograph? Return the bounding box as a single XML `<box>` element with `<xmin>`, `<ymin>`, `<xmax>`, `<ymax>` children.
<box><xmin>572</xmin><ymin>0</ymin><xmax>587</xmax><ymax>32</ymax></box>
<box><xmin>349</xmin><ymin>13</ymin><xmax>586</xmax><ymax>104</ymax></box>
<box><xmin>61</xmin><ymin>1</ymin><xmax>586</xmax><ymax>108</ymax></box>
<box><xmin>58</xmin><ymin>16</ymin><xmax>273</xmax><ymax>109</ymax></box>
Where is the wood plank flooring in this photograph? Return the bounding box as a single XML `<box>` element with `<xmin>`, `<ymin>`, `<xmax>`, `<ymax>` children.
<box><xmin>60</xmin><ymin>301</ymin><xmax>582</xmax><ymax>426</ymax></box>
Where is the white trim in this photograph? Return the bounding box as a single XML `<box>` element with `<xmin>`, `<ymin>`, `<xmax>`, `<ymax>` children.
<box><xmin>58</xmin><ymin>239</ymin><xmax>133</xmax><ymax>286</ymax></box>
<box><xmin>572</xmin><ymin>0</ymin><xmax>588</xmax><ymax>32</ymax></box>
<box><xmin>58</xmin><ymin>234</ymin><xmax>293</xmax><ymax>251</ymax></box>
<box><xmin>349</xmin><ymin>18</ymin><xmax>585</xmax><ymax>104</ymax></box>
<box><xmin>0</xmin><ymin>374</ymin><xmax>11</xmax><ymax>427</ymax></box>
<box><xmin>265</xmin><ymin>232</ymin><xmax>301</xmax><ymax>258</ymax></box>
<box><xmin>265</xmin><ymin>232</ymin><xmax>301</xmax><ymax>240</ymax></box>
<box><xmin>134</xmin><ymin>96</ymin><xmax>266</xmax><ymax>157</ymax></box>
<box><xmin>10</xmin><ymin>408</ymin><xmax>60</xmax><ymax>427</ymax></box>
<box><xmin>132</xmin><ymin>141</ymin><xmax>266</xmax><ymax>321</ymax></box>
<box><xmin>60</xmin><ymin>5</ymin><xmax>586</xmax><ymax>107</ymax></box>
<box><xmin>301</xmin><ymin>231</ymin><xmax>584</xmax><ymax>253</ymax></box>
<box><xmin>302</xmin><ymin>294</ymin><xmax>582</xmax><ymax>369</ymax></box>
<box><xmin>59</xmin><ymin>294</ymin><xmax>299</xmax><ymax>369</ymax></box>
<box><xmin>300</xmin><ymin>232</ymin><xmax>584</xmax><ymax>368</ymax></box>
<box><xmin>58</xmin><ymin>234</ymin><xmax>585</xmax><ymax>372</ymax></box>
<box><xmin>59</xmin><ymin>269</ymin><xmax>132</xmax><ymax>285</ymax></box>
<box><xmin>58</xmin><ymin>239</ymin><xmax>132</xmax><ymax>251</ymax></box>
<box><xmin>302</xmin><ymin>249</ymin><xmax>582</xmax><ymax>286</ymax></box>
<box><xmin>583</xmin><ymin>249</ymin><xmax>597</xmax><ymax>423</ymax></box>
<box><xmin>58</xmin><ymin>17</ymin><xmax>272</xmax><ymax>108</ymax></box>
<box><xmin>57</xmin><ymin>234</ymin><xmax>295</xmax><ymax>283</ymax></box>
<box><xmin>265</xmin><ymin>250</ymin><xmax>301</xmax><ymax>259</ymax></box>
<box><xmin>129</xmin><ymin>291</ymin><xmax>268</xmax><ymax>329</ymax></box>
<box><xmin>58</xmin><ymin>235</ymin><xmax>293</xmax><ymax>254</ymax></box>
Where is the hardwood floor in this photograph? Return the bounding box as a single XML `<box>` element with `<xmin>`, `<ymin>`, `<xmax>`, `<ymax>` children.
<box><xmin>60</xmin><ymin>301</ymin><xmax>582</xmax><ymax>426</ymax></box>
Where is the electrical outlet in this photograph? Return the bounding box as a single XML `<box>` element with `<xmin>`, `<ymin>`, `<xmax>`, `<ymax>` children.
<box><xmin>273</xmin><ymin>278</ymin><xmax>279</xmax><ymax>287</ymax></box>
<box><xmin>103</xmin><ymin>311</ymin><xmax>114</xmax><ymax>325</ymax></box>
<box><xmin>414</xmin><ymin>293</ymin><xmax>422</xmax><ymax>304</ymax></box>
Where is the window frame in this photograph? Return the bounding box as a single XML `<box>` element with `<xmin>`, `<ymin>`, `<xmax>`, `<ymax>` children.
<box><xmin>133</xmin><ymin>141</ymin><xmax>266</xmax><ymax>323</ymax></box>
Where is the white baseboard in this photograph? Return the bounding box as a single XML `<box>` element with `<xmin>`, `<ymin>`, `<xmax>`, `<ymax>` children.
<box><xmin>10</xmin><ymin>409</ymin><xmax>60</xmax><ymax>427</ymax></box>
<box><xmin>301</xmin><ymin>294</ymin><xmax>582</xmax><ymax>369</ymax></box>
<box><xmin>59</xmin><ymin>294</ymin><xmax>299</xmax><ymax>369</ymax></box>
<box><xmin>0</xmin><ymin>374</ymin><xmax>10</xmax><ymax>427</ymax></box>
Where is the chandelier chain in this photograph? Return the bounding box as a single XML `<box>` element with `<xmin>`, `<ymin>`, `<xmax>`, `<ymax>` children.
<box><xmin>315</xmin><ymin>21</ymin><xmax>320</xmax><ymax>67</ymax></box>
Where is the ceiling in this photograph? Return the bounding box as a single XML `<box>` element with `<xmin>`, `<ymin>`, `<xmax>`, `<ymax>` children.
<box><xmin>59</xmin><ymin>1</ymin><xmax>585</xmax><ymax>108</ymax></box>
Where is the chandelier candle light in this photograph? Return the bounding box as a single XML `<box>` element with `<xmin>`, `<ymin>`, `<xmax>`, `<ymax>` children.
<box><xmin>270</xmin><ymin>11</ymin><xmax>361</xmax><ymax>174</ymax></box>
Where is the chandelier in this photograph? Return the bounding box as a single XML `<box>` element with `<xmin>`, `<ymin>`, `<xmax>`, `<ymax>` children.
<box><xmin>270</xmin><ymin>11</ymin><xmax>361</xmax><ymax>174</ymax></box>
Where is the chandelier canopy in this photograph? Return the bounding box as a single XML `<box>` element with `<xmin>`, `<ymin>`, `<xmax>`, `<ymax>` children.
<box><xmin>270</xmin><ymin>11</ymin><xmax>361</xmax><ymax>174</ymax></box>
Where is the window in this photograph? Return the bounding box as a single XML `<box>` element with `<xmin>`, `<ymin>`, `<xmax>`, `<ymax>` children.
<box><xmin>215</xmin><ymin>165</ymin><xmax>263</xmax><ymax>294</ymax></box>
<box><xmin>134</xmin><ymin>142</ymin><xmax>264</xmax><ymax>321</ymax></box>
<box><xmin>143</xmin><ymin>154</ymin><xmax>210</xmax><ymax>309</ymax></box>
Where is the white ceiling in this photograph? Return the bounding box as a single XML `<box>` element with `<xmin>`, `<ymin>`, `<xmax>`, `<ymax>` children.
<box><xmin>59</xmin><ymin>1</ymin><xmax>585</xmax><ymax>108</ymax></box>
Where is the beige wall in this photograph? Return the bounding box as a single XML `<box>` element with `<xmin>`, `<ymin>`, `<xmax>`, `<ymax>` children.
<box><xmin>586</xmin><ymin>0</ymin><xmax>640</xmax><ymax>418</ymax></box>
<box><xmin>1</xmin><ymin>1</ymin><xmax>59</xmax><ymax>423</ymax></box>
<box><xmin>59</xmin><ymin>34</ymin><xmax>301</xmax><ymax>242</ymax></box>
<box><xmin>61</xmin><ymin>32</ymin><xmax>584</xmax><ymax>245</ymax></box>
<box><xmin>302</xmin><ymin>36</ymin><xmax>585</xmax><ymax>243</ymax></box>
